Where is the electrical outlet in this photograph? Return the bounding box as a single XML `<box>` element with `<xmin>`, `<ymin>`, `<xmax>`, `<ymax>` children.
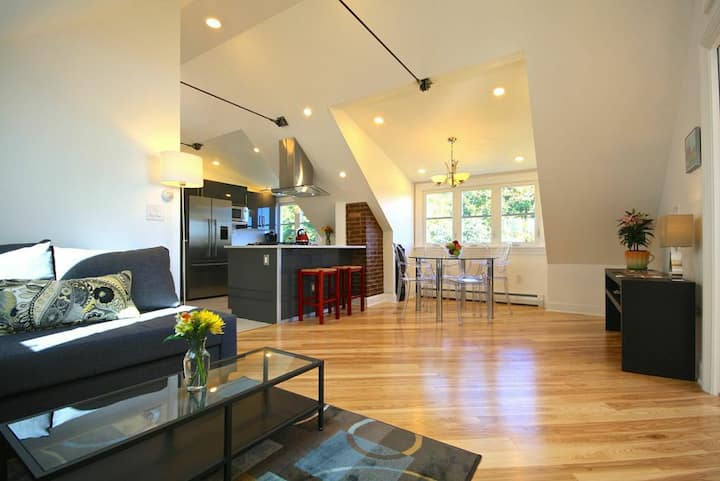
<box><xmin>263</xmin><ymin>254</ymin><xmax>270</xmax><ymax>266</ymax></box>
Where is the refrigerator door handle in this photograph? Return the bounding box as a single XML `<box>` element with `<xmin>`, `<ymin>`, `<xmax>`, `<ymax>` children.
<box><xmin>207</xmin><ymin>219</ymin><xmax>212</xmax><ymax>257</ymax></box>
<box><xmin>213</xmin><ymin>219</ymin><xmax>218</xmax><ymax>256</ymax></box>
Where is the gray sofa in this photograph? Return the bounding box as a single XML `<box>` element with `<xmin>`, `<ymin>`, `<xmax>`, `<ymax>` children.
<box><xmin>0</xmin><ymin>245</ymin><xmax>237</xmax><ymax>424</ymax></box>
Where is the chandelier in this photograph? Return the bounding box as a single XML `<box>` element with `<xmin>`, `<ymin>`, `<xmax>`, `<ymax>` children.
<box><xmin>431</xmin><ymin>137</ymin><xmax>470</xmax><ymax>187</ymax></box>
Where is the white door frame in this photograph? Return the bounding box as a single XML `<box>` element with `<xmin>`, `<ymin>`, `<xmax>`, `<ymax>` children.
<box><xmin>700</xmin><ymin>0</ymin><xmax>720</xmax><ymax>395</ymax></box>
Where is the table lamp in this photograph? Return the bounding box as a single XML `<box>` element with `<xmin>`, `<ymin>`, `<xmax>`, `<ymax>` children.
<box><xmin>159</xmin><ymin>151</ymin><xmax>204</xmax><ymax>303</ymax></box>
<box><xmin>658</xmin><ymin>214</ymin><xmax>693</xmax><ymax>279</ymax></box>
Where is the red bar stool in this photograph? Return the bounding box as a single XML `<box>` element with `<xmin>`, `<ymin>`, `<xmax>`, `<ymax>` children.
<box><xmin>297</xmin><ymin>268</ymin><xmax>340</xmax><ymax>324</ymax></box>
<box><xmin>333</xmin><ymin>265</ymin><xmax>366</xmax><ymax>315</ymax></box>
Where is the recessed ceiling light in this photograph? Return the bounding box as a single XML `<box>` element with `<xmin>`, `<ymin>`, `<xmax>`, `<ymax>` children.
<box><xmin>211</xmin><ymin>160</ymin><xmax>220</xmax><ymax>166</ymax></box>
<box><xmin>303</xmin><ymin>106</ymin><xmax>313</xmax><ymax>117</ymax></box>
<box><xmin>225</xmin><ymin>193</ymin><xmax>231</xmax><ymax>198</ymax></box>
<box><xmin>339</xmin><ymin>171</ymin><xmax>347</xmax><ymax>178</ymax></box>
<box><xmin>253</xmin><ymin>147</ymin><xmax>260</xmax><ymax>153</ymax></box>
<box><xmin>514</xmin><ymin>155</ymin><xmax>525</xmax><ymax>162</ymax></box>
<box><xmin>205</xmin><ymin>17</ymin><xmax>222</xmax><ymax>29</ymax></box>
<box><xmin>417</xmin><ymin>168</ymin><xmax>426</xmax><ymax>174</ymax></box>
<box><xmin>493</xmin><ymin>87</ymin><xmax>506</xmax><ymax>97</ymax></box>
<box><xmin>373</xmin><ymin>116</ymin><xmax>384</xmax><ymax>125</ymax></box>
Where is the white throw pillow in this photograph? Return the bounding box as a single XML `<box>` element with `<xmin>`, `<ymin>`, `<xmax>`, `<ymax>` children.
<box><xmin>0</xmin><ymin>241</ymin><xmax>54</xmax><ymax>280</ymax></box>
<box><xmin>53</xmin><ymin>246</ymin><xmax>108</xmax><ymax>279</ymax></box>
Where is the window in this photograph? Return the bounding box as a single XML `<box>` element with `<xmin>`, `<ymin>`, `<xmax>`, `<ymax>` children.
<box><xmin>461</xmin><ymin>189</ymin><xmax>492</xmax><ymax>244</ymax></box>
<box><xmin>425</xmin><ymin>192</ymin><xmax>453</xmax><ymax>244</ymax></box>
<box><xmin>279</xmin><ymin>204</ymin><xmax>319</xmax><ymax>243</ymax></box>
<box><xmin>501</xmin><ymin>185</ymin><xmax>536</xmax><ymax>243</ymax></box>
<box><xmin>418</xmin><ymin>179</ymin><xmax>541</xmax><ymax>246</ymax></box>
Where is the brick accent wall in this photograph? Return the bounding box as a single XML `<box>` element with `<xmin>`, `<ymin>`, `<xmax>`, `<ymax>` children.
<box><xmin>346</xmin><ymin>202</ymin><xmax>383</xmax><ymax>296</ymax></box>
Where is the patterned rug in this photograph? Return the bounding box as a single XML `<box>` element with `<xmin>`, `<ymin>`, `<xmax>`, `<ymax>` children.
<box><xmin>6</xmin><ymin>406</ymin><xmax>480</xmax><ymax>481</ymax></box>
<box><xmin>206</xmin><ymin>405</ymin><xmax>481</xmax><ymax>481</ymax></box>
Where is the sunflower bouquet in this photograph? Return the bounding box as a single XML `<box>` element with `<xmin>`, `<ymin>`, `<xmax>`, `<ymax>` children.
<box><xmin>165</xmin><ymin>309</ymin><xmax>225</xmax><ymax>342</ymax></box>
<box><xmin>165</xmin><ymin>309</ymin><xmax>225</xmax><ymax>391</ymax></box>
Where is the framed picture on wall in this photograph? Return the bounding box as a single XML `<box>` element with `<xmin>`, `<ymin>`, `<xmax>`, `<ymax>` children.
<box><xmin>685</xmin><ymin>126</ymin><xmax>701</xmax><ymax>173</ymax></box>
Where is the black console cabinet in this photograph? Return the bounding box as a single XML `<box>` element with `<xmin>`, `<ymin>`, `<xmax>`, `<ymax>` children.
<box><xmin>605</xmin><ymin>269</ymin><xmax>695</xmax><ymax>380</ymax></box>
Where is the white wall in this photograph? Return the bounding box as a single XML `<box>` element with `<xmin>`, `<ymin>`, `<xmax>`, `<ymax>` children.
<box><xmin>657</xmin><ymin>0</ymin><xmax>719</xmax><ymax>393</ymax></box>
<box><xmin>0</xmin><ymin>0</ymin><xmax>182</xmax><ymax>287</ymax></box>
<box><xmin>332</xmin><ymin>108</ymin><xmax>414</xmax><ymax>295</ymax></box>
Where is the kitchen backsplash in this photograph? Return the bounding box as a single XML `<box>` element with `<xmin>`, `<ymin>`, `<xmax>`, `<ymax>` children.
<box><xmin>232</xmin><ymin>229</ymin><xmax>265</xmax><ymax>245</ymax></box>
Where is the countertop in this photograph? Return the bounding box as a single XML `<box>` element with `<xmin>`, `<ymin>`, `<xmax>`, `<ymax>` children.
<box><xmin>226</xmin><ymin>245</ymin><xmax>366</xmax><ymax>249</ymax></box>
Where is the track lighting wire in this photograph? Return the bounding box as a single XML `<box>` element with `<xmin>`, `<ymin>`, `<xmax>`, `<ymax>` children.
<box><xmin>336</xmin><ymin>0</ymin><xmax>431</xmax><ymax>91</ymax></box>
<box><xmin>180</xmin><ymin>81</ymin><xmax>288</xmax><ymax>127</ymax></box>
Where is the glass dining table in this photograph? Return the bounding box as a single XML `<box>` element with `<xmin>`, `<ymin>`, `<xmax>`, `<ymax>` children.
<box><xmin>409</xmin><ymin>255</ymin><xmax>499</xmax><ymax>322</ymax></box>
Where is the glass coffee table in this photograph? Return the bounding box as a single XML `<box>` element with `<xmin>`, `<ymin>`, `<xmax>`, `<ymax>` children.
<box><xmin>0</xmin><ymin>347</ymin><xmax>324</xmax><ymax>481</ymax></box>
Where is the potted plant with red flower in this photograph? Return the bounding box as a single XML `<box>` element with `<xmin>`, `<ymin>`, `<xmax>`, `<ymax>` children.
<box><xmin>617</xmin><ymin>209</ymin><xmax>655</xmax><ymax>270</ymax></box>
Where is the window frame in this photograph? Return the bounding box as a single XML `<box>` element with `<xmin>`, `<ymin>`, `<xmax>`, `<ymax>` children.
<box><xmin>424</xmin><ymin>191</ymin><xmax>454</xmax><ymax>245</ymax></box>
<box><xmin>499</xmin><ymin>184</ymin><xmax>537</xmax><ymax>244</ymax></box>
<box><xmin>460</xmin><ymin>188</ymin><xmax>493</xmax><ymax>245</ymax></box>
<box><xmin>278</xmin><ymin>202</ymin><xmax>318</xmax><ymax>242</ymax></box>
<box><xmin>417</xmin><ymin>173</ymin><xmax>544</xmax><ymax>248</ymax></box>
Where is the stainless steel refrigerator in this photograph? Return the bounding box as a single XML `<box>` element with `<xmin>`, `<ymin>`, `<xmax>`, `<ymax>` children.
<box><xmin>186</xmin><ymin>195</ymin><xmax>232</xmax><ymax>299</ymax></box>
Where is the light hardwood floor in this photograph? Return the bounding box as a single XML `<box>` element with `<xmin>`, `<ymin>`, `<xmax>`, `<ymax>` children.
<box><xmin>235</xmin><ymin>301</ymin><xmax>720</xmax><ymax>481</ymax></box>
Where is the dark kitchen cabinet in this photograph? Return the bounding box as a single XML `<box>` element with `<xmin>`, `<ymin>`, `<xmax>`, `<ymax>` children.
<box><xmin>202</xmin><ymin>180</ymin><xmax>247</xmax><ymax>206</ymax></box>
<box><xmin>247</xmin><ymin>191</ymin><xmax>276</xmax><ymax>230</ymax></box>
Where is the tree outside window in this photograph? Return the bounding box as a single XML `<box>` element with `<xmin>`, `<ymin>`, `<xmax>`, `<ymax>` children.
<box><xmin>461</xmin><ymin>189</ymin><xmax>492</xmax><ymax>244</ymax></box>
<box><xmin>279</xmin><ymin>204</ymin><xmax>319</xmax><ymax>243</ymax></box>
<box><xmin>425</xmin><ymin>192</ymin><xmax>453</xmax><ymax>244</ymax></box>
<box><xmin>501</xmin><ymin>185</ymin><xmax>536</xmax><ymax>243</ymax></box>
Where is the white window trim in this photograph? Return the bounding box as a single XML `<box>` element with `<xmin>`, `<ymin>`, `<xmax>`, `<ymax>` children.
<box><xmin>415</xmin><ymin>170</ymin><xmax>545</xmax><ymax>250</ymax></box>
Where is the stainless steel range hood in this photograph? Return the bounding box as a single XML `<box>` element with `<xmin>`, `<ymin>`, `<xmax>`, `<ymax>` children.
<box><xmin>271</xmin><ymin>138</ymin><xmax>329</xmax><ymax>197</ymax></box>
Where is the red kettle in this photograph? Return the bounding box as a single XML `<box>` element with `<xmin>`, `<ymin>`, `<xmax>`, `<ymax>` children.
<box><xmin>295</xmin><ymin>228</ymin><xmax>310</xmax><ymax>245</ymax></box>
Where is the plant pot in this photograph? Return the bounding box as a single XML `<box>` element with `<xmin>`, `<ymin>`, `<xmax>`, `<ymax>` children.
<box><xmin>625</xmin><ymin>250</ymin><xmax>654</xmax><ymax>270</ymax></box>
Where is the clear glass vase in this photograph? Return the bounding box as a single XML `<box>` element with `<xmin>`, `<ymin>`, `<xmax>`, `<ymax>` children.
<box><xmin>183</xmin><ymin>338</ymin><xmax>210</xmax><ymax>392</ymax></box>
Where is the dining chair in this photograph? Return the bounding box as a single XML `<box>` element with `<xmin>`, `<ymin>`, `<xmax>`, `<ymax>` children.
<box><xmin>493</xmin><ymin>243</ymin><xmax>513</xmax><ymax>315</ymax></box>
<box><xmin>445</xmin><ymin>259</ymin><xmax>485</xmax><ymax>324</ymax></box>
<box><xmin>400</xmin><ymin>258</ymin><xmax>436</xmax><ymax>319</ymax></box>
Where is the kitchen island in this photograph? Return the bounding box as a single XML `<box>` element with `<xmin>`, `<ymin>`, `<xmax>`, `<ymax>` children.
<box><xmin>226</xmin><ymin>245</ymin><xmax>366</xmax><ymax>323</ymax></box>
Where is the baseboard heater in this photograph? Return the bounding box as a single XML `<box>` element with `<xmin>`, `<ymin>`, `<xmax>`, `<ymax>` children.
<box><xmin>413</xmin><ymin>288</ymin><xmax>544</xmax><ymax>307</ymax></box>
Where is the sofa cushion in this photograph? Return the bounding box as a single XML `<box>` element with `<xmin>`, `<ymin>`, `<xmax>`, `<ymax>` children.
<box><xmin>61</xmin><ymin>247</ymin><xmax>179</xmax><ymax>312</ymax></box>
<box><xmin>0</xmin><ymin>309</ymin><xmax>233</xmax><ymax>398</ymax></box>
<box><xmin>0</xmin><ymin>241</ymin><xmax>54</xmax><ymax>280</ymax></box>
<box><xmin>0</xmin><ymin>240</ymin><xmax>50</xmax><ymax>255</ymax></box>
<box><xmin>0</xmin><ymin>271</ymin><xmax>139</xmax><ymax>335</ymax></box>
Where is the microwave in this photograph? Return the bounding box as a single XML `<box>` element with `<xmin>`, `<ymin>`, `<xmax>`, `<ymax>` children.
<box><xmin>232</xmin><ymin>206</ymin><xmax>249</xmax><ymax>227</ymax></box>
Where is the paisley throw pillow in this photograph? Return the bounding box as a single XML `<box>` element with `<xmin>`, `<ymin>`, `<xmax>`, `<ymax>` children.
<box><xmin>0</xmin><ymin>271</ymin><xmax>140</xmax><ymax>335</ymax></box>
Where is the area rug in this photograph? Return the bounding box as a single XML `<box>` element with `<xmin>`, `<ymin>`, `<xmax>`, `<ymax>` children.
<box><xmin>208</xmin><ymin>405</ymin><xmax>481</xmax><ymax>481</ymax></box>
<box><xmin>5</xmin><ymin>406</ymin><xmax>480</xmax><ymax>481</ymax></box>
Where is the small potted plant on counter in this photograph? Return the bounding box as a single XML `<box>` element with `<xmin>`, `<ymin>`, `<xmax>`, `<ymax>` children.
<box><xmin>321</xmin><ymin>225</ymin><xmax>334</xmax><ymax>245</ymax></box>
<box><xmin>617</xmin><ymin>209</ymin><xmax>655</xmax><ymax>270</ymax></box>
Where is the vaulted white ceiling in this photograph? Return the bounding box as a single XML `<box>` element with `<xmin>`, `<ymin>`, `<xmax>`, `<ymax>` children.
<box><xmin>338</xmin><ymin>56</ymin><xmax>536</xmax><ymax>181</ymax></box>
<box><xmin>180</xmin><ymin>0</ymin><xmax>694</xmax><ymax>264</ymax></box>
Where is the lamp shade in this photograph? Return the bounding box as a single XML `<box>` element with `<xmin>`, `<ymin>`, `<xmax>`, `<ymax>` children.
<box><xmin>159</xmin><ymin>151</ymin><xmax>204</xmax><ymax>188</ymax></box>
<box><xmin>658</xmin><ymin>214</ymin><xmax>694</xmax><ymax>247</ymax></box>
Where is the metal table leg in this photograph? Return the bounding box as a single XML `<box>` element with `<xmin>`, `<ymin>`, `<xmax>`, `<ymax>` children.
<box><xmin>459</xmin><ymin>259</ymin><xmax>467</xmax><ymax>308</ymax></box>
<box><xmin>318</xmin><ymin>361</ymin><xmax>325</xmax><ymax>431</ymax></box>
<box><xmin>415</xmin><ymin>261</ymin><xmax>421</xmax><ymax>312</ymax></box>
<box><xmin>486</xmin><ymin>258</ymin><xmax>494</xmax><ymax>322</ymax></box>
<box><xmin>436</xmin><ymin>258</ymin><xmax>443</xmax><ymax>322</ymax></box>
<box><xmin>223</xmin><ymin>404</ymin><xmax>233</xmax><ymax>481</ymax></box>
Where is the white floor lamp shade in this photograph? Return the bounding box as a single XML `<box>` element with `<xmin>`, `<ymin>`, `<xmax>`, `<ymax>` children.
<box><xmin>159</xmin><ymin>151</ymin><xmax>204</xmax><ymax>188</ymax></box>
<box><xmin>159</xmin><ymin>151</ymin><xmax>204</xmax><ymax>304</ymax></box>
